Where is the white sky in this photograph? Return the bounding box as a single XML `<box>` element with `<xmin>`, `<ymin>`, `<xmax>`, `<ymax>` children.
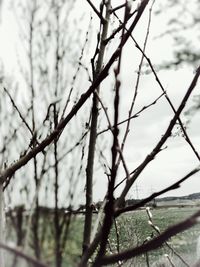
<box><xmin>0</xmin><ymin>0</ymin><xmax>200</xmax><ymax>204</ymax></box>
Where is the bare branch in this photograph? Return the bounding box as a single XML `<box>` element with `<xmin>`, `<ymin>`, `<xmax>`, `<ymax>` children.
<box><xmin>100</xmin><ymin>209</ymin><xmax>200</xmax><ymax>265</ymax></box>
<box><xmin>3</xmin><ymin>87</ymin><xmax>33</xmax><ymax>136</ymax></box>
<box><xmin>132</xmin><ymin>36</ymin><xmax>200</xmax><ymax>162</ymax></box>
<box><xmin>0</xmin><ymin>0</ymin><xmax>150</xmax><ymax>186</ymax></box>
<box><xmin>97</xmin><ymin>92</ymin><xmax>165</xmax><ymax>135</ymax></box>
<box><xmin>111</xmin><ymin>3</ymin><xmax>127</xmax><ymax>14</ymax></box>
<box><xmin>116</xmin><ymin>66</ymin><xmax>200</xmax><ymax>207</ymax></box>
<box><xmin>85</xmin><ymin>0</ymin><xmax>106</xmax><ymax>24</ymax></box>
<box><xmin>93</xmin><ymin>2</ymin><xmax>130</xmax><ymax>263</ymax></box>
<box><xmin>83</xmin><ymin>0</ymin><xmax>111</xmax><ymax>254</ymax></box>
<box><xmin>112</xmin><ymin>2</ymin><xmax>200</xmax><ymax>162</ymax></box>
<box><xmin>115</xmin><ymin>165</ymin><xmax>200</xmax><ymax>216</ymax></box>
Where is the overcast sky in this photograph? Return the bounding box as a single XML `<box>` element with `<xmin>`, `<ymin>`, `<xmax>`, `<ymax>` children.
<box><xmin>0</xmin><ymin>0</ymin><xmax>200</xmax><ymax>204</ymax></box>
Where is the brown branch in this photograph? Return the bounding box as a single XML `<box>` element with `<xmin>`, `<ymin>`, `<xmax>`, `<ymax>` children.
<box><xmin>115</xmin><ymin>165</ymin><xmax>200</xmax><ymax>216</ymax></box>
<box><xmin>116</xmin><ymin>66</ymin><xmax>200</xmax><ymax>207</ymax></box>
<box><xmin>131</xmin><ymin>37</ymin><xmax>200</xmax><ymax>162</ymax></box>
<box><xmin>100</xmin><ymin>209</ymin><xmax>200</xmax><ymax>265</ymax></box>
<box><xmin>112</xmin><ymin>2</ymin><xmax>200</xmax><ymax>163</ymax></box>
<box><xmin>0</xmin><ymin>0</ymin><xmax>150</xmax><ymax>186</ymax></box>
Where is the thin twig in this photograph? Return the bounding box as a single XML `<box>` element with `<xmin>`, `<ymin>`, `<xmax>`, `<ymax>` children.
<box><xmin>115</xmin><ymin>165</ymin><xmax>200</xmax><ymax>216</ymax></box>
<box><xmin>132</xmin><ymin>40</ymin><xmax>200</xmax><ymax>161</ymax></box>
<box><xmin>104</xmin><ymin>10</ymin><xmax>138</xmax><ymax>45</ymax></box>
<box><xmin>111</xmin><ymin>3</ymin><xmax>127</xmax><ymax>14</ymax></box>
<box><xmin>95</xmin><ymin>91</ymin><xmax>131</xmax><ymax>180</ymax></box>
<box><xmin>61</xmin><ymin>16</ymin><xmax>92</xmax><ymax>118</ymax></box>
<box><xmin>116</xmin><ymin>66</ymin><xmax>200</xmax><ymax>208</ymax></box>
<box><xmin>116</xmin><ymin>0</ymin><xmax>156</xmax><ymax>171</ymax></box>
<box><xmin>0</xmin><ymin>0</ymin><xmax>150</xmax><ymax>189</ymax></box>
<box><xmin>3</xmin><ymin>87</ymin><xmax>33</xmax><ymax>136</ymax></box>
<box><xmin>97</xmin><ymin>92</ymin><xmax>165</xmax><ymax>135</ymax></box>
<box><xmin>85</xmin><ymin>0</ymin><xmax>106</xmax><ymax>24</ymax></box>
<box><xmin>112</xmin><ymin>1</ymin><xmax>200</xmax><ymax>163</ymax></box>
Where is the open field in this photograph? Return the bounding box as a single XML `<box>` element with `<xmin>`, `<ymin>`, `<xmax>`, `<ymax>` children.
<box><xmin>109</xmin><ymin>206</ymin><xmax>200</xmax><ymax>266</ymax></box>
<box><xmin>5</xmin><ymin>205</ymin><xmax>200</xmax><ymax>266</ymax></box>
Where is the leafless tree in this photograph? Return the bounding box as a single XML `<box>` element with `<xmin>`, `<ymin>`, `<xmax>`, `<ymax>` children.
<box><xmin>0</xmin><ymin>0</ymin><xmax>200</xmax><ymax>267</ymax></box>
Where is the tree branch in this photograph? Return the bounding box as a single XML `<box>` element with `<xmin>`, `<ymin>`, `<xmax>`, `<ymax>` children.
<box><xmin>116</xmin><ymin>66</ymin><xmax>200</xmax><ymax>207</ymax></box>
<box><xmin>85</xmin><ymin>0</ymin><xmax>106</xmax><ymax>24</ymax></box>
<box><xmin>0</xmin><ymin>0</ymin><xmax>150</xmax><ymax>184</ymax></box>
<box><xmin>115</xmin><ymin>165</ymin><xmax>200</xmax><ymax>216</ymax></box>
<box><xmin>100</xmin><ymin>209</ymin><xmax>200</xmax><ymax>265</ymax></box>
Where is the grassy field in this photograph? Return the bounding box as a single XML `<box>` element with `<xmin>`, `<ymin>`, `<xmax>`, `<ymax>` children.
<box><xmin>62</xmin><ymin>206</ymin><xmax>200</xmax><ymax>266</ymax></box>
<box><xmin>109</xmin><ymin>206</ymin><xmax>200</xmax><ymax>266</ymax></box>
<box><xmin>6</xmin><ymin>206</ymin><xmax>200</xmax><ymax>266</ymax></box>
